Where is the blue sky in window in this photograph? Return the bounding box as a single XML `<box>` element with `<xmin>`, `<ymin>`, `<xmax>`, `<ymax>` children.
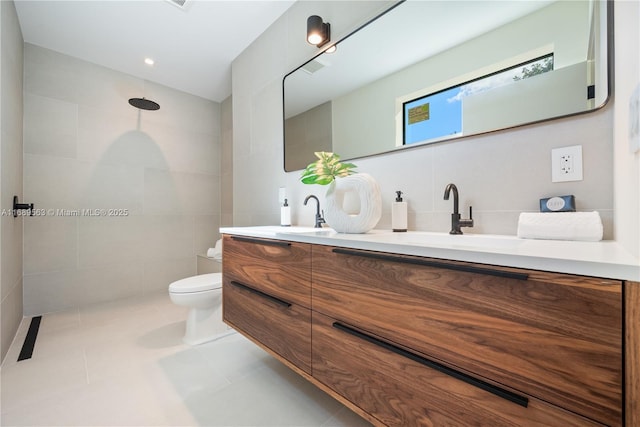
<box><xmin>405</xmin><ymin>86</ymin><xmax>462</xmax><ymax>144</ymax></box>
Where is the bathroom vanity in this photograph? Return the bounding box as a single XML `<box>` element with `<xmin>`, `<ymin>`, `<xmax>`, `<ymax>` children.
<box><xmin>220</xmin><ymin>227</ymin><xmax>639</xmax><ymax>427</ymax></box>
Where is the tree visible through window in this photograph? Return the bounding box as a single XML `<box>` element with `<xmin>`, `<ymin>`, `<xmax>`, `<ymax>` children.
<box><xmin>514</xmin><ymin>56</ymin><xmax>554</xmax><ymax>81</ymax></box>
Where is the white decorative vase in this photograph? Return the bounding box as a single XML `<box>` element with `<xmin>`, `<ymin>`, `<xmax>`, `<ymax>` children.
<box><xmin>324</xmin><ymin>173</ymin><xmax>382</xmax><ymax>233</ymax></box>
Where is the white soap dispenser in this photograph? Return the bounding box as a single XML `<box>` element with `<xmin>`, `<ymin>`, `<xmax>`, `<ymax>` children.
<box><xmin>280</xmin><ymin>199</ymin><xmax>291</xmax><ymax>226</ymax></box>
<box><xmin>392</xmin><ymin>191</ymin><xmax>407</xmax><ymax>232</ymax></box>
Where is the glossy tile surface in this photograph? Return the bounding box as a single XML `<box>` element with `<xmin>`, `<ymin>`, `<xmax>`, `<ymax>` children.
<box><xmin>0</xmin><ymin>292</ymin><xmax>370</xmax><ymax>427</ymax></box>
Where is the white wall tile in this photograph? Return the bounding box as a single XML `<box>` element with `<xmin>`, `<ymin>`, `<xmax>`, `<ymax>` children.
<box><xmin>24</xmin><ymin>44</ymin><xmax>81</xmax><ymax>104</ymax></box>
<box><xmin>76</xmin><ymin>62</ymin><xmax>143</xmax><ymax>112</ymax></box>
<box><xmin>250</xmin><ymin>80</ymin><xmax>283</xmax><ymax>155</ymax></box>
<box><xmin>24</xmin><ymin>154</ymin><xmax>80</xmax><ymax>211</ymax></box>
<box><xmin>77</xmin><ymin>162</ymin><xmax>144</xmax><ymax>214</ymax></box>
<box><xmin>1</xmin><ymin>278</ymin><xmax>23</xmax><ymax>363</ymax></box>
<box><xmin>1</xmin><ymin>0</ymin><xmax>24</xmax><ymax>363</ymax></box>
<box><xmin>78</xmin><ymin>262</ymin><xmax>145</xmax><ymax>306</ymax></box>
<box><xmin>23</xmin><ymin>270</ymin><xmax>81</xmax><ymax>316</ymax></box>
<box><xmin>23</xmin><ymin>217</ymin><xmax>77</xmax><ymax>275</ymax></box>
<box><xmin>142</xmin><ymin>215</ymin><xmax>194</xmax><ymax>262</ymax></box>
<box><xmin>144</xmin><ymin>169</ymin><xmax>219</xmax><ymax>215</ymax></box>
<box><xmin>23</xmin><ymin>46</ymin><xmax>221</xmax><ymax>315</ymax></box>
<box><xmin>194</xmin><ymin>215</ymin><xmax>221</xmax><ymax>256</ymax></box>
<box><xmin>77</xmin><ymin>215</ymin><xmax>146</xmax><ymax>268</ymax></box>
<box><xmin>77</xmin><ymin>105</ymin><xmax>165</xmax><ymax>166</ymax></box>
<box><xmin>24</xmin><ymin>94</ymin><xmax>77</xmax><ymax>158</ymax></box>
<box><xmin>143</xmin><ymin>257</ymin><xmax>195</xmax><ymax>294</ymax></box>
<box><xmin>1</xmin><ymin>215</ymin><xmax>23</xmax><ymax>301</ymax></box>
<box><xmin>143</xmin><ymin>81</ymin><xmax>220</xmax><ymax>136</ymax></box>
<box><xmin>612</xmin><ymin>1</ymin><xmax>640</xmax><ymax>257</ymax></box>
<box><xmin>147</xmin><ymin>125</ymin><xmax>219</xmax><ymax>175</ymax></box>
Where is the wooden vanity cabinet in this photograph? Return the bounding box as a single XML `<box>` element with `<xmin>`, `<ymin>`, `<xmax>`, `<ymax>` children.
<box><xmin>311</xmin><ymin>245</ymin><xmax>623</xmax><ymax>426</ymax></box>
<box><xmin>222</xmin><ymin>235</ymin><xmax>312</xmax><ymax>373</ymax></box>
<box><xmin>312</xmin><ymin>311</ymin><xmax>602</xmax><ymax>426</ymax></box>
<box><xmin>222</xmin><ymin>234</ymin><xmax>626</xmax><ymax>426</ymax></box>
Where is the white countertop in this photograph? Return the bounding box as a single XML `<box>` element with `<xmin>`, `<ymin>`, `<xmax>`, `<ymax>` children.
<box><xmin>220</xmin><ymin>226</ymin><xmax>640</xmax><ymax>282</ymax></box>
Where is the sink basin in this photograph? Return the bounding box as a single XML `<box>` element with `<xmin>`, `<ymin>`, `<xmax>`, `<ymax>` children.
<box><xmin>358</xmin><ymin>231</ymin><xmax>524</xmax><ymax>251</ymax></box>
<box><xmin>224</xmin><ymin>226</ymin><xmax>522</xmax><ymax>252</ymax></box>
<box><xmin>238</xmin><ymin>225</ymin><xmax>334</xmax><ymax>236</ymax></box>
<box><xmin>276</xmin><ymin>226</ymin><xmax>333</xmax><ymax>235</ymax></box>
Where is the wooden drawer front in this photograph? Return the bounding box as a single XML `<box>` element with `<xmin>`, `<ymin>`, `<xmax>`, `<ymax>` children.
<box><xmin>223</xmin><ymin>235</ymin><xmax>311</xmax><ymax>308</ymax></box>
<box><xmin>223</xmin><ymin>279</ymin><xmax>311</xmax><ymax>373</ymax></box>
<box><xmin>311</xmin><ymin>245</ymin><xmax>622</xmax><ymax>426</ymax></box>
<box><xmin>312</xmin><ymin>312</ymin><xmax>603</xmax><ymax>427</ymax></box>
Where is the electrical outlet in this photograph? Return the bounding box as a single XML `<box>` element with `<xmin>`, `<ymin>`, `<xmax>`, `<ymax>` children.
<box><xmin>560</xmin><ymin>153</ymin><xmax>574</xmax><ymax>174</ymax></box>
<box><xmin>552</xmin><ymin>145</ymin><xmax>583</xmax><ymax>183</ymax></box>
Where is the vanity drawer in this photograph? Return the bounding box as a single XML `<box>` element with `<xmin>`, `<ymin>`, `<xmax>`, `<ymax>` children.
<box><xmin>223</xmin><ymin>277</ymin><xmax>311</xmax><ymax>374</ymax></box>
<box><xmin>222</xmin><ymin>235</ymin><xmax>311</xmax><ymax>308</ymax></box>
<box><xmin>311</xmin><ymin>245</ymin><xmax>622</xmax><ymax>426</ymax></box>
<box><xmin>312</xmin><ymin>312</ymin><xmax>603</xmax><ymax>427</ymax></box>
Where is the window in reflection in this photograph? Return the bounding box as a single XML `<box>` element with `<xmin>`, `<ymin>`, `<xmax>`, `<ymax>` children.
<box><xmin>403</xmin><ymin>54</ymin><xmax>555</xmax><ymax>146</ymax></box>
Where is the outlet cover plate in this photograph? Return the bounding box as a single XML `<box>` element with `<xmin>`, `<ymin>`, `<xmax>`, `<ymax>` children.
<box><xmin>552</xmin><ymin>145</ymin><xmax>583</xmax><ymax>183</ymax></box>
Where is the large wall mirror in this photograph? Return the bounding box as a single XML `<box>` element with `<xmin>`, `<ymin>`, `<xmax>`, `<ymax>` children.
<box><xmin>283</xmin><ymin>0</ymin><xmax>611</xmax><ymax>171</ymax></box>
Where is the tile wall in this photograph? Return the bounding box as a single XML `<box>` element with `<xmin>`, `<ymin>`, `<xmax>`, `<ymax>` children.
<box><xmin>22</xmin><ymin>44</ymin><xmax>222</xmax><ymax>316</ymax></box>
<box><xmin>1</xmin><ymin>0</ymin><xmax>25</xmax><ymax>362</ymax></box>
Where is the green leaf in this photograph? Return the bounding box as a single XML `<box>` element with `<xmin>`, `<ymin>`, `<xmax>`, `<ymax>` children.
<box><xmin>300</xmin><ymin>152</ymin><xmax>357</xmax><ymax>185</ymax></box>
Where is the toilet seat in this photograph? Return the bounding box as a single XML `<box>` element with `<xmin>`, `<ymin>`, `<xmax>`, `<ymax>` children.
<box><xmin>169</xmin><ymin>273</ymin><xmax>222</xmax><ymax>294</ymax></box>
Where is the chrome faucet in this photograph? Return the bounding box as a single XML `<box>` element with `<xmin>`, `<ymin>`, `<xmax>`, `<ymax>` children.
<box><xmin>443</xmin><ymin>183</ymin><xmax>473</xmax><ymax>234</ymax></box>
<box><xmin>303</xmin><ymin>195</ymin><xmax>325</xmax><ymax>228</ymax></box>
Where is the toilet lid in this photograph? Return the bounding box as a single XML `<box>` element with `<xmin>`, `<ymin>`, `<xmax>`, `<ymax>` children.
<box><xmin>169</xmin><ymin>273</ymin><xmax>223</xmax><ymax>293</ymax></box>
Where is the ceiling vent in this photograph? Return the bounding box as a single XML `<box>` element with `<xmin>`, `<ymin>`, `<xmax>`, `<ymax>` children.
<box><xmin>301</xmin><ymin>59</ymin><xmax>327</xmax><ymax>75</ymax></box>
<box><xmin>166</xmin><ymin>0</ymin><xmax>189</xmax><ymax>10</ymax></box>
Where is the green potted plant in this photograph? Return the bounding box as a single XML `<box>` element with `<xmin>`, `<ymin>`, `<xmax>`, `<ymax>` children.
<box><xmin>300</xmin><ymin>152</ymin><xmax>357</xmax><ymax>185</ymax></box>
<box><xmin>300</xmin><ymin>151</ymin><xmax>381</xmax><ymax>233</ymax></box>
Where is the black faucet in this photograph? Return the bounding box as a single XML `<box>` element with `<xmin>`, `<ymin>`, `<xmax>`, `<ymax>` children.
<box><xmin>443</xmin><ymin>183</ymin><xmax>473</xmax><ymax>234</ymax></box>
<box><xmin>303</xmin><ymin>195</ymin><xmax>326</xmax><ymax>228</ymax></box>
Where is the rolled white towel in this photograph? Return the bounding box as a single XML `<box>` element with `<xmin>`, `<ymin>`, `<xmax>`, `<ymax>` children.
<box><xmin>517</xmin><ymin>211</ymin><xmax>603</xmax><ymax>241</ymax></box>
<box><xmin>206</xmin><ymin>239</ymin><xmax>223</xmax><ymax>260</ymax></box>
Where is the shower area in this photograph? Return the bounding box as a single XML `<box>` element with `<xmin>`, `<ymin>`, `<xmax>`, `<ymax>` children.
<box><xmin>1</xmin><ymin>38</ymin><xmax>233</xmax><ymax>362</ymax></box>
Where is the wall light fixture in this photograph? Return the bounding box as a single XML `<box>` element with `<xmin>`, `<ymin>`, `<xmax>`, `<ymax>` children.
<box><xmin>307</xmin><ymin>15</ymin><xmax>330</xmax><ymax>48</ymax></box>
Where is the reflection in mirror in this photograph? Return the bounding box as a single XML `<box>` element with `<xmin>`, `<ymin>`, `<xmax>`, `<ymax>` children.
<box><xmin>283</xmin><ymin>0</ymin><xmax>610</xmax><ymax>171</ymax></box>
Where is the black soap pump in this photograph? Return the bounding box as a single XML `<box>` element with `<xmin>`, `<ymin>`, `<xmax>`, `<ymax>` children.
<box><xmin>392</xmin><ymin>191</ymin><xmax>407</xmax><ymax>232</ymax></box>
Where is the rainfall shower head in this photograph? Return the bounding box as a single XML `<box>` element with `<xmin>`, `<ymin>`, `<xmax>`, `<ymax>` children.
<box><xmin>128</xmin><ymin>97</ymin><xmax>160</xmax><ymax>111</ymax></box>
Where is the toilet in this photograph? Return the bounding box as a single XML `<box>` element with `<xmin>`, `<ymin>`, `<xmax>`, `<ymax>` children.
<box><xmin>168</xmin><ymin>272</ymin><xmax>233</xmax><ymax>345</ymax></box>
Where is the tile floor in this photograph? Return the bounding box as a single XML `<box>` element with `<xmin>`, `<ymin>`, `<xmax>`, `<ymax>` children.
<box><xmin>0</xmin><ymin>291</ymin><xmax>371</xmax><ymax>426</ymax></box>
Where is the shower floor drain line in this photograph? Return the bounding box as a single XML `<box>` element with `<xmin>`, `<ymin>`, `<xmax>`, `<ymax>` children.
<box><xmin>17</xmin><ymin>316</ymin><xmax>42</xmax><ymax>361</ymax></box>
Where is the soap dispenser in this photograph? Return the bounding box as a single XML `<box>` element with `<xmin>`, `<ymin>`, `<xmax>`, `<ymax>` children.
<box><xmin>280</xmin><ymin>199</ymin><xmax>291</xmax><ymax>226</ymax></box>
<box><xmin>392</xmin><ymin>191</ymin><xmax>407</xmax><ymax>232</ymax></box>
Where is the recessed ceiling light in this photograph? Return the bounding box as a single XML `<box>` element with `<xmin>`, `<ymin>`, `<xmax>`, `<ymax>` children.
<box><xmin>144</xmin><ymin>58</ymin><xmax>155</xmax><ymax>66</ymax></box>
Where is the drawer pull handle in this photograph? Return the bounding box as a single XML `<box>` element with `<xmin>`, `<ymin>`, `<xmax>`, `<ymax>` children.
<box><xmin>332</xmin><ymin>248</ymin><xmax>529</xmax><ymax>281</ymax></box>
<box><xmin>231</xmin><ymin>236</ymin><xmax>291</xmax><ymax>247</ymax></box>
<box><xmin>332</xmin><ymin>321</ymin><xmax>529</xmax><ymax>408</ymax></box>
<box><xmin>229</xmin><ymin>280</ymin><xmax>292</xmax><ymax>308</ymax></box>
